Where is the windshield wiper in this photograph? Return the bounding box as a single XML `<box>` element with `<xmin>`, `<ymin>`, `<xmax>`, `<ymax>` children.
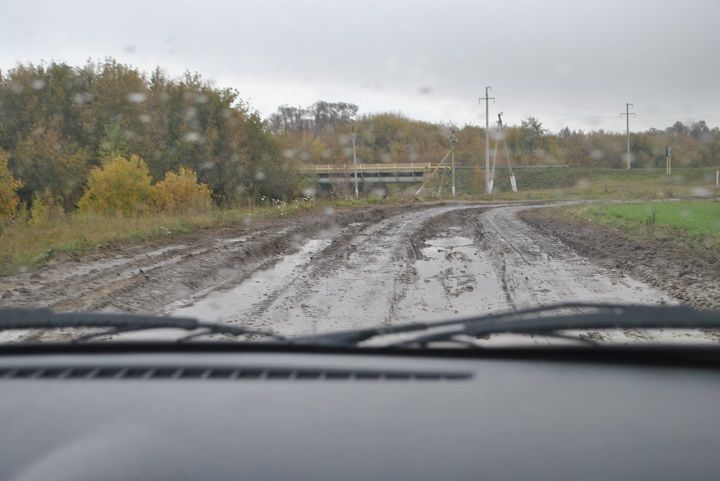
<box><xmin>0</xmin><ymin>308</ymin><xmax>285</xmax><ymax>343</ymax></box>
<box><xmin>291</xmin><ymin>303</ymin><xmax>720</xmax><ymax>347</ymax></box>
<box><xmin>2</xmin><ymin>304</ymin><xmax>719</xmax><ymax>348</ymax></box>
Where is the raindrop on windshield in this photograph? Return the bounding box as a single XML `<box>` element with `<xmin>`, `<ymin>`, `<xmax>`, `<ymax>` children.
<box><xmin>127</xmin><ymin>92</ymin><xmax>147</xmax><ymax>103</ymax></box>
<box><xmin>72</xmin><ymin>92</ymin><xmax>93</xmax><ymax>105</ymax></box>
<box><xmin>184</xmin><ymin>132</ymin><xmax>203</xmax><ymax>143</ymax></box>
<box><xmin>8</xmin><ymin>82</ymin><xmax>22</xmax><ymax>94</ymax></box>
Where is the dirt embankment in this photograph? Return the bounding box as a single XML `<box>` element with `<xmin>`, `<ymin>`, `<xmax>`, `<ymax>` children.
<box><xmin>519</xmin><ymin>209</ymin><xmax>720</xmax><ymax>309</ymax></box>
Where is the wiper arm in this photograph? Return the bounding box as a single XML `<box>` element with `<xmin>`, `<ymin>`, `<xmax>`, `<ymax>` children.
<box><xmin>291</xmin><ymin>303</ymin><xmax>720</xmax><ymax>347</ymax></box>
<box><xmin>0</xmin><ymin>308</ymin><xmax>285</xmax><ymax>342</ymax></box>
<box><xmin>398</xmin><ymin>305</ymin><xmax>719</xmax><ymax>347</ymax></box>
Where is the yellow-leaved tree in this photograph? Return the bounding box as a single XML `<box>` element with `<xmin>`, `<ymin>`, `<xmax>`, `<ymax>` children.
<box><xmin>78</xmin><ymin>155</ymin><xmax>153</xmax><ymax>215</ymax></box>
<box><xmin>152</xmin><ymin>167</ymin><xmax>212</xmax><ymax>213</ymax></box>
<box><xmin>0</xmin><ymin>149</ymin><xmax>23</xmax><ymax>221</ymax></box>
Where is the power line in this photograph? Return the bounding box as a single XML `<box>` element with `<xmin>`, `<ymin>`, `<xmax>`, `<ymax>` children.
<box><xmin>495</xmin><ymin>90</ymin><xmax>720</xmax><ymax>120</ymax></box>
<box><xmin>493</xmin><ymin>91</ymin><xmax>617</xmax><ymax>110</ymax></box>
<box><xmin>629</xmin><ymin>110</ymin><xmax>720</xmax><ymax>118</ymax></box>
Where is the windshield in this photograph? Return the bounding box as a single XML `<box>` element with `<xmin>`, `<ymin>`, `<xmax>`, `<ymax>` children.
<box><xmin>0</xmin><ymin>0</ymin><xmax>718</xmax><ymax>346</ymax></box>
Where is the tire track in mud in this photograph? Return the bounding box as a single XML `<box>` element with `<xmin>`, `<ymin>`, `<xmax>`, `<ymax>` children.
<box><xmin>392</xmin><ymin>206</ymin><xmax>511</xmax><ymax>323</ymax></box>
<box><xmin>180</xmin><ymin>205</ymin><xmax>475</xmax><ymax>334</ymax></box>
<box><xmin>478</xmin><ymin>205</ymin><xmax>678</xmax><ymax>309</ymax></box>
<box><xmin>520</xmin><ymin>208</ymin><xmax>720</xmax><ymax>310</ymax></box>
<box><xmin>228</xmin><ymin>215</ymin><xmax>404</xmax><ymax>322</ymax></box>
<box><xmin>0</xmin><ymin>204</ymin><xmax>429</xmax><ymax>341</ymax></box>
<box><xmin>4</xmin><ymin>201</ymin><xmax>716</xmax><ymax>345</ymax></box>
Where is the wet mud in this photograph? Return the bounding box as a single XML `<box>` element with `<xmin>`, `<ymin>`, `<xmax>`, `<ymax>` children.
<box><xmin>1</xmin><ymin>202</ymin><xmax>715</xmax><ymax>343</ymax></box>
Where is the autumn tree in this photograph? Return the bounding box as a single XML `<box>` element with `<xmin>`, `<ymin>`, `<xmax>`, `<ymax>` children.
<box><xmin>0</xmin><ymin>60</ymin><xmax>295</xmax><ymax>206</ymax></box>
<box><xmin>11</xmin><ymin>124</ymin><xmax>91</xmax><ymax>209</ymax></box>
<box><xmin>0</xmin><ymin>149</ymin><xmax>22</xmax><ymax>221</ymax></box>
<box><xmin>153</xmin><ymin>167</ymin><xmax>212</xmax><ymax>213</ymax></box>
<box><xmin>78</xmin><ymin>155</ymin><xmax>153</xmax><ymax>215</ymax></box>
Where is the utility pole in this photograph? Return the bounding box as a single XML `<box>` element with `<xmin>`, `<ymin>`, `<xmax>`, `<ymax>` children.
<box><xmin>351</xmin><ymin>128</ymin><xmax>359</xmax><ymax>198</ymax></box>
<box><xmin>666</xmin><ymin>146</ymin><xmax>672</xmax><ymax>175</ymax></box>
<box><xmin>621</xmin><ymin>103</ymin><xmax>635</xmax><ymax>169</ymax></box>
<box><xmin>450</xmin><ymin>128</ymin><xmax>457</xmax><ymax>197</ymax></box>
<box><xmin>479</xmin><ymin>86</ymin><xmax>495</xmax><ymax>193</ymax></box>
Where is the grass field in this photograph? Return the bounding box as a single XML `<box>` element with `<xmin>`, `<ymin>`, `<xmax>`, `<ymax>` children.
<box><xmin>579</xmin><ymin>201</ymin><xmax>720</xmax><ymax>242</ymax></box>
<box><xmin>433</xmin><ymin>167</ymin><xmax>720</xmax><ymax>201</ymax></box>
<box><xmin>524</xmin><ymin>200</ymin><xmax>720</xmax><ymax>272</ymax></box>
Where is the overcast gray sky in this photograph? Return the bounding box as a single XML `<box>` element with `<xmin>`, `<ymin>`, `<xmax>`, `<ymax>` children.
<box><xmin>2</xmin><ymin>0</ymin><xmax>719</xmax><ymax>131</ymax></box>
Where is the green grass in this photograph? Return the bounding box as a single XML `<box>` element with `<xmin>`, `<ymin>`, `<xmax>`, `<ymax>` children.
<box><xmin>526</xmin><ymin>200</ymin><xmax>720</xmax><ymax>266</ymax></box>
<box><xmin>440</xmin><ymin>167</ymin><xmax>720</xmax><ymax>201</ymax></box>
<box><xmin>581</xmin><ymin>201</ymin><xmax>720</xmax><ymax>240</ymax></box>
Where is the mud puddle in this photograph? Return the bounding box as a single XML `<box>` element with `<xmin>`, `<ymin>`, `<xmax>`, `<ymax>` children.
<box><xmin>167</xmin><ymin>238</ymin><xmax>331</xmax><ymax>324</ymax></box>
<box><xmin>395</xmin><ymin>233</ymin><xmax>507</xmax><ymax>322</ymax></box>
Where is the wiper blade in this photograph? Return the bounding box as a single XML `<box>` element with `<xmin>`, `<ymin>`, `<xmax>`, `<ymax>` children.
<box><xmin>291</xmin><ymin>303</ymin><xmax>720</xmax><ymax>347</ymax></box>
<box><xmin>0</xmin><ymin>308</ymin><xmax>285</xmax><ymax>342</ymax></box>
<box><xmin>396</xmin><ymin>305</ymin><xmax>720</xmax><ymax>348</ymax></box>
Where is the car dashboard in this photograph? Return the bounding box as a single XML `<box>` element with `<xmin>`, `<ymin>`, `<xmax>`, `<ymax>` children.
<box><xmin>1</xmin><ymin>345</ymin><xmax>719</xmax><ymax>481</ymax></box>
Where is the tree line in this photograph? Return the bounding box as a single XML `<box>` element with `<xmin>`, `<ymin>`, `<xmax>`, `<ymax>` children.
<box><xmin>1</xmin><ymin>59</ymin><xmax>719</xmax><ymax>222</ymax></box>
<box><xmin>0</xmin><ymin>59</ymin><xmax>298</xmax><ymax>217</ymax></box>
<box><xmin>271</xmin><ymin>105</ymin><xmax>720</xmax><ymax>170</ymax></box>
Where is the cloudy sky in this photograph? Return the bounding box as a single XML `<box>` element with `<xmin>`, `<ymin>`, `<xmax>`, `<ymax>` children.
<box><xmin>2</xmin><ymin>0</ymin><xmax>719</xmax><ymax>131</ymax></box>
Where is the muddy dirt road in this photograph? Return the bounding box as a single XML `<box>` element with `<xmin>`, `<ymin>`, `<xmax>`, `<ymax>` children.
<box><xmin>5</xmin><ymin>201</ymin><xmax>710</xmax><ymax>343</ymax></box>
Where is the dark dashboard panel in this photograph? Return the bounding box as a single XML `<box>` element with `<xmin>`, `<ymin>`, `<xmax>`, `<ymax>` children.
<box><xmin>1</xmin><ymin>352</ymin><xmax>719</xmax><ymax>481</ymax></box>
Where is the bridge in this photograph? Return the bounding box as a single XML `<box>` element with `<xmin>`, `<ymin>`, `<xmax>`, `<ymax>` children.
<box><xmin>301</xmin><ymin>162</ymin><xmax>450</xmax><ymax>184</ymax></box>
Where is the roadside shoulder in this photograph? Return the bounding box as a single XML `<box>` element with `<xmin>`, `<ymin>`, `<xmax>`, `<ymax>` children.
<box><xmin>519</xmin><ymin>206</ymin><xmax>720</xmax><ymax>309</ymax></box>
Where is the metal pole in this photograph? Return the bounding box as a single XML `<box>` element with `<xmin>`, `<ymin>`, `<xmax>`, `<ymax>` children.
<box><xmin>626</xmin><ymin>104</ymin><xmax>630</xmax><ymax>169</ymax></box>
<box><xmin>621</xmin><ymin>103</ymin><xmax>634</xmax><ymax>169</ymax></box>
<box><xmin>451</xmin><ymin>144</ymin><xmax>456</xmax><ymax>197</ymax></box>
<box><xmin>450</xmin><ymin>129</ymin><xmax>457</xmax><ymax>197</ymax></box>
<box><xmin>480</xmin><ymin>87</ymin><xmax>494</xmax><ymax>193</ymax></box>
<box><xmin>485</xmin><ymin>87</ymin><xmax>490</xmax><ymax>192</ymax></box>
<box><xmin>351</xmin><ymin>130</ymin><xmax>359</xmax><ymax>198</ymax></box>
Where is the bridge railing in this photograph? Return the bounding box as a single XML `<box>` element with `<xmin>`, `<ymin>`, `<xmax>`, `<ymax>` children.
<box><xmin>300</xmin><ymin>162</ymin><xmax>450</xmax><ymax>174</ymax></box>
